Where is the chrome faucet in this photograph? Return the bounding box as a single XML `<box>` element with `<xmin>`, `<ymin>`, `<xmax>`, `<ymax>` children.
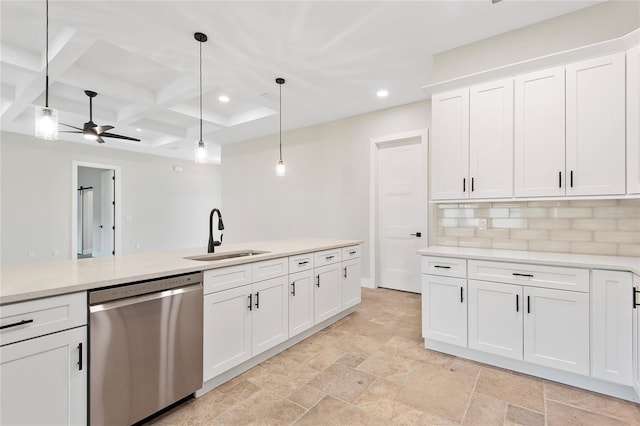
<box><xmin>208</xmin><ymin>208</ymin><xmax>224</xmax><ymax>253</ymax></box>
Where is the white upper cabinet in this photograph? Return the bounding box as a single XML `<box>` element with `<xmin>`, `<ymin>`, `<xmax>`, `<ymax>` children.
<box><xmin>514</xmin><ymin>67</ymin><xmax>566</xmax><ymax>197</ymax></box>
<box><xmin>431</xmin><ymin>88</ymin><xmax>469</xmax><ymax>200</ymax></box>
<box><xmin>628</xmin><ymin>46</ymin><xmax>640</xmax><ymax>195</ymax></box>
<box><xmin>566</xmin><ymin>53</ymin><xmax>626</xmax><ymax>196</ymax></box>
<box><xmin>469</xmin><ymin>78</ymin><xmax>514</xmax><ymax>199</ymax></box>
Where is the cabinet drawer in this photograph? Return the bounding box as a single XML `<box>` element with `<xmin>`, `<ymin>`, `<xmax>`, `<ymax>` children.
<box><xmin>0</xmin><ymin>292</ymin><xmax>87</xmax><ymax>346</ymax></box>
<box><xmin>468</xmin><ymin>260</ymin><xmax>589</xmax><ymax>292</ymax></box>
<box><xmin>253</xmin><ymin>258</ymin><xmax>288</xmax><ymax>282</ymax></box>
<box><xmin>421</xmin><ymin>256</ymin><xmax>467</xmax><ymax>278</ymax></box>
<box><xmin>289</xmin><ymin>253</ymin><xmax>314</xmax><ymax>273</ymax></box>
<box><xmin>204</xmin><ymin>264</ymin><xmax>253</xmax><ymax>294</ymax></box>
<box><xmin>341</xmin><ymin>245</ymin><xmax>361</xmax><ymax>260</ymax></box>
<box><xmin>314</xmin><ymin>249</ymin><xmax>342</xmax><ymax>267</ymax></box>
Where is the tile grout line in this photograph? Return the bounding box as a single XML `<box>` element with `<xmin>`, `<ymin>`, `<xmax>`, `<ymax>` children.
<box><xmin>459</xmin><ymin>367</ymin><xmax>480</xmax><ymax>425</ymax></box>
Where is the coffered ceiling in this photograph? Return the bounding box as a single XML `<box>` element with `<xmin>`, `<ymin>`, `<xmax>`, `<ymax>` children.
<box><xmin>0</xmin><ymin>1</ymin><xmax>599</xmax><ymax>163</ymax></box>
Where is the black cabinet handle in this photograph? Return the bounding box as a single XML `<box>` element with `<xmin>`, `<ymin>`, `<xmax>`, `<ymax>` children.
<box><xmin>527</xmin><ymin>296</ymin><xmax>531</xmax><ymax>314</ymax></box>
<box><xmin>570</xmin><ymin>170</ymin><xmax>574</xmax><ymax>188</ymax></box>
<box><xmin>559</xmin><ymin>171</ymin><xmax>562</xmax><ymax>188</ymax></box>
<box><xmin>343</xmin><ymin>267</ymin><xmax>348</xmax><ymax>279</ymax></box>
<box><xmin>434</xmin><ymin>265</ymin><xmax>451</xmax><ymax>269</ymax></box>
<box><xmin>326</xmin><ymin>255</ymin><xmax>335</xmax><ymax>260</ymax></box>
<box><xmin>0</xmin><ymin>319</ymin><xmax>34</xmax><ymax>330</ymax></box>
<box><xmin>516</xmin><ymin>294</ymin><xmax>519</xmax><ymax>312</ymax></box>
<box><xmin>410</xmin><ymin>232</ymin><xmax>422</xmax><ymax>237</ymax></box>
<box><xmin>291</xmin><ymin>282</ymin><xmax>296</xmax><ymax>296</ymax></box>
<box><xmin>349</xmin><ymin>250</ymin><xmax>357</xmax><ymax>255</ymax></box>
<box><xmin>463</xmin><ymin>178</ymin><xmax>466</xmax><ymax>192</ymax></box>
<box><xmin>248</xmin><ymin>294</ymin><xmax>253</xmax><ymax>311</ymax></box>
<box><xmin>460</xmin><ymin>287</ymin><xmax>464</xmax><ymax>303</ymax></box>
<box><xmin>513</xmin><ymin>273</ymin><xmax>534</xmax><ymax>278</ymax></box>
<box><xmin>633</xmin><ymin>287</ymin><xmax>639</xmax><ymax>309</ymax></box>
<box><xmin>298</xmin><ymin>261</ymin><xmax>309</xmax><ymax>266</ymax></box>
<box><xmin>77</xmin><ymin>343</ymin><xmax>83</xmax><ymax>371</ymax></box>
<box><xmin>255</xmin><ymin>291</ymin><xmax>260</xmax><ymax>309</ymax></box>
<box><xmin>316</xmin><ymin>275</ymin><xmax>320</xmax><ymax>288</ymax></box>
<box><xmin>471</xmin><ymin>177</ymin><xmax>475</xmax><ymax>192</ymax></box>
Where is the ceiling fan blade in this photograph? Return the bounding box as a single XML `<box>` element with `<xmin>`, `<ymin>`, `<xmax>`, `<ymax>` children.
<box><xmin>101</xmin><ymin>132</ymin><xmax>141</xmax><ymax>142</ymax></box>
<box><xmin>60</xmin><ymin>123</ymin><xmax>84</xmax><ymax>131</ymax></box>
<box><xmin>95</xmin><ymin>125</ymin><xmax>114</xmax><ymax>134</ymax></box>
<box><xmin>96</xmin><ymin>136</ymin><xmax>106</xmax><ymax>144</ymax></box>
<box><xmin>59</xmin><ymin>130</ymin><xmax>83</xmax><ymax>134</ymax></box>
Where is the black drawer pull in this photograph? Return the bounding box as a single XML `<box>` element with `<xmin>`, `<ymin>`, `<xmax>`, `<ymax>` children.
<box><xmin>291</xmin><ymin>282</ymin><xmax>296</xmax><ymax>296</ymax></box>
<box><xmin>527</xmin><ymin>296</ymin><xmax>531</xmax><ymax>314</ymax></box>
<box><xmin>460</xmin><ymin>287</ymin><xmax>464</xmax><ymax>303</ymax></box>
<box><xmin>633</xmin><ymin>287</ymin><xmax>639</xmax><ymax>309</ymax></box>
<box><xmin>349</xmin><ymin>250</ymin><xmax>357</xmax><ymax>255</ymax></box>
<box><xmin>316</xmin><ymin>275</ymin><xmax>320</xmax><ymax>288</ymax></box>
<box><xmin>513</xmin><ymin>273</ymin><xmax>534</xmax><ymax>278</ymax></box>
<box><xmin>326</xmin><ymin>255</ymin><xmax>335</xmax><ymax>260</ymax></box>
<box><xmin>0</xmin><ymin>319</ymin><xmax>34</xmax><ymax>330</ymax></box>
<box><xmin>516</xmin><ymin>294</ymin><xmax>519</xmax><ymax>312</ymax></box>
<box><xmin>77</xmin><ymin>343</ymin><xmax>83</xmax><ymax>371</ymax></box>
<box><xmin>297</xmin><ymin>261</ymin><xmax>309</xmax><ymax>266</ymax></box>
<box><xmin>248</xmin><ymin>294</ymin><xmax>253</xmax><ymax>311</ymax></box>
<box><xmin>255</xmin><ymin>291</ymin><xmax>260</xmax><ymax>309</ymax></box>
<box><xmin>434</xmin><ymin>265</ymin><xmax>451</xmax><ymax>269</ymax></box>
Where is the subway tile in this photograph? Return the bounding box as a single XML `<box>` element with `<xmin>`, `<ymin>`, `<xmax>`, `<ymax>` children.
<box><xmin>570</xmin><ymin>242</ymin><xmax>617</xmax><ymax>256</ymax></box>
<box><xmin>436</xmin><ymin>225</ymin><xmax>444</xmax><ymax>236</ymax></box>
<box><xmin>492</xmin><ymin>218</ymin><xmax>528</xmax><ymax>229</ymax></box>
<box><xmin>527</xmin><ymin>201</ymin><xmax>569</xmax><ymax>207</ymax></box>
<box><xmin>510</xmin><ymin>229</ymin><xmax>549</xmax><ymax>240</ymax></box>
<box><xmin>444</xmin><ymin>228</ymin><xmax>476</xmax><ymax>238</ymax></box>
<box><xmin>457</xmin><ymin>203</ymin><xmax>483</xmax><ymax>209</ymax></box>
<box><xmin>491</xmin><ymin>239</ymin><xmax>528</xmax><ymax>251</ymax></box>
<box><xmin>549</xmin><ymin>207</ymin><xmax>592</xmax><ymax>219</ymax></box>
<box><xmin>458</xmin><ymin>218</ymin><xmax>481</xmax><ymax>228</ymax></box>
<box><xmin>569</xmin><ymin>199</ymin><xmax>618</xmax><ymax>207</ymax></box>
<box><xmin>549</xmin><ymin>230</ymin><xmax>593</xmax><ymax>242</ymax></box>
<box><xmin>458</xmin><ymin>237</ymin><xmax>492</xmax><ymax>249</ymax></box>
<box><xmin>571</xmin><ymin>219</ymin><xmax>617</xmax><ymax>231</ymax></box>
<box><xmin>491</xmin><ymin>202</ymin><xmax>528</xmax><ymax>208</ymax></box>
<box><xmin>617</xmin><ymin>198</ymin><xmax>640</xmax><ymax>207</ymax></box>
<box><xmin>436</xmin><ymin>236</ymin><xmax>459</xmax><ymax>247</ymax></box>
<box><xmin>529</xmin><ymin>240</ymin><xmax>571</xmax><ymax>253</ymax></box>
<box><xmin>475</xmin><ymin>228</ymin><xmax>510</xmax><ymax>239</ymax></box>
<box><xmin>593</xmin><ymin>206</ymin><xmax>640</xmax><ymax>219</ymax></box>
<box><xmin>618</xmin><ymin>244</ymin><xmax>640</xmax><ymax>257</ymax></box>
<box><xmin>528</xmin><ymin>218</ymin><xmax>570</xmax><ymax>230</ymax></box>
<box><xmin>594</xmin><ymin>231</ymin><xmax>640</xmax><ymax>244</ymax></box>
<box><xmin>439</xmin><ymin>218</ymin><xmax>459</xmax><ymax>228</ymax></box>
<box><xmin>508</xmin><ymin>208</ymin><xmax>548</xmax><ymax>218</ymax></box>
<box><xmin>617</xmin><ymin>219</ymin><xmax>640</xmax><ymax>232</ymax></box>
<box><xmin>442</xmin><ymin>208</ymin><xmax>475</xmax><ymax>218</ymax></box>
<box><xmin>474</xmin><ymin>208</ymin><xmax>509</xmax><ymax>219</ymax></box>
<box><xmin>437</xmin><ymin>204</ymin><xmax>461</xmax><ymax>209</ymax></box>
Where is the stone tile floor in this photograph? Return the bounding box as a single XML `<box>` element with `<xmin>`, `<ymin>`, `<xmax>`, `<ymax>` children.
<box><xmin>149</xmin><ymin>288</ymin><xmax>640</xmax><ymax>425</ymax></box>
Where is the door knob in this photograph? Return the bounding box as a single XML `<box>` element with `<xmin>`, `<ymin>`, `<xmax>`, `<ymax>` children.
<box><xmin>410</xmin><ymin>232</ymin><xmax>422</xmax><ymax>237</ymax></box>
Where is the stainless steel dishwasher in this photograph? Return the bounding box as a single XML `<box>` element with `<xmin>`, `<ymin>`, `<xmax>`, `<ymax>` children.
<box><xmin>89</xmin><ymin>272</ymin><xmax>203</xmax><ymax>425</ymax></box>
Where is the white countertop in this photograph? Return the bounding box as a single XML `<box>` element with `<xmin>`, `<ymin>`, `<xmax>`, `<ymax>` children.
<box><xmin>417</xmin><ymin>246</ymin><xmax>640</xmax><ymax>275</ymax></box>
<box><xmin>0</xmin><ymin>238</ymin><xmax>363</xmax><ymax>305</ymax></box>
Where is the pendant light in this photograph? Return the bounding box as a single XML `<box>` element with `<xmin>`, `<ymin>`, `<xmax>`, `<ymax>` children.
<box><xmin>275</xmin><ymin>77</ymin><xmax>286</xmax><ymax>176</ymax></box>
<box><xmin>35</xmin><ymin>0</ymin><xmax>58</xmax><ymax>140</ymax></box>
<box><xmin>194</xmin><ymin>32</ymin><xmax>208</xmax><ymax>163</ymax></box>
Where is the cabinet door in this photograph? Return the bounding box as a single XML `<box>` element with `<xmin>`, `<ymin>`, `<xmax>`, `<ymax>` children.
<box><xmin>468</xmin><ymin>280</ymin><xmax>523</xmax><ymax>360</ymax></box>
<box><xmin>342</xmin><ymin>258</ymin><xmax>361</xmax><ymax>309</ymax></box>
<box><xmin>431</xmin><ymin>88</ymin><xmax>469</xmax><ymax>200</ymax></box>
<box><xmin>514</xmin><ymin>67</ymin><xmax>566</xmax><ymax>197</ymax></box>
<box><xmin>203</xmin><ymin>285</ymin><xmax>252</xmax><ymax>381</ymax></box>
<box><xmin>632</xmin><ymin>275</ymin><xmax>640</xmax><ymax>399</ymax></box>
<box><xmin>469</xmin><ymin>78</ymin><xmax>514</xmax><ymax>199</ymax></box>
<box><xmin>1</xmin><ymin>326</ymin><xmax>87</xmax><ymax>426</ymax></box>
<box><xmin>566</xmin><ymin>53</ymin><xmax>626</xmax><ymax>196</ymax></box>
<box><xmin>422</xmin><ymin>274</ymin><xmax>467</xmax><ymax>347</ymax></box>
<box><xmin>314</xmin><ymin>263</ymin><xmax>342</xmax><ymax>323</ymax></box>
<box><xmin>524</xmin><ymin>287</ymin><xmax>589</xmax><ymax>375</ymax></box>
<box><xmin>289</xmin><ymin>270</ymin><xmax>315</xmax><ymax>338</ymax></box>
<box><xmin>252</xmin><ymin>276</ymin><xmax>289</xmax><ymax>356</ymax></box>
<box><xmin>591</xmin><ymin>270</ymin><xmax>633</xmax><ymax>385</ymax></box>
<box><xmin>627</xmin><ymin>46</ymin><xmax>640</xmax><ymax>194</ymax></box>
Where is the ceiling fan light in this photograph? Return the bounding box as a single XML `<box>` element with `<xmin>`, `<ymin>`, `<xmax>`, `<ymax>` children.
<box><xmin>84</xmin><ymin>132</ymin><xmax>97</xmax><ymax>141</ymax></box>
<box><xmin>195</xmin><ymin>139</ymin><xmax>207</xmax><ymax>163</ymax></box>
<box><xmin>35</xmin><ymin>106</ymin><xmax>58</xmax><ymax>140</ymax></box>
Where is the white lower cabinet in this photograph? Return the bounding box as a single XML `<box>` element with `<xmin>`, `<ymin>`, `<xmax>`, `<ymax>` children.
<box><xmin>632</xmin><ymin>274</ymin><xmax>640</xmax><ymax>398</ymax></box>
<box><xmin>289</xmin><ymin>269</ymin><xmax>315</xmax><ymax>338</ymax></box>
<box><xmin>422</xmin><ymin>274</ymin><xmax>467</xmax><ymax>347</ymax></box>
<box><xmin>1</xmin><ymin>326</ymin><xmax>87</xmax><ymax>425</ymax></box>
<box><xmin>523</xmin><ymin>286</ymin><xmax>589</xmax><ymax>375</ymax></box>
<box><xmin>314</xmin><ymin>263</ymin><xmax>342</xmax><ymax>323</ymax></box>
<box><xmin>251</xmin><ymin>276</ymin><xmax>288</xmax><ymax>356</ymax></box>
<box><xmin>468</xmin><ymin>279</ymin><xmax>523</xmax><ymax>360</ymax></box>
<box><xmin>342</xmin><ymin>257</ymin><xmax>361</xmax><ymax>310</ymax></box>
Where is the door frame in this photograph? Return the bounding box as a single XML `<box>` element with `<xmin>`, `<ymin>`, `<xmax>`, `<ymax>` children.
<box><xmin>71</xmin><ymin>161</ymin><xmax>122</xmax><ymax>259</ymax></box>
<box><xmin>369</xmin><ymin>129</ymin><xmax>429</xmax><ymax>289</ymax></box>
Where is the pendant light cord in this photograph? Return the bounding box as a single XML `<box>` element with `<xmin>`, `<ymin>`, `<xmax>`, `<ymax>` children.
<box><xmin>279</xmin><ymin>82</ymin><xmax>282</xmax><ymax>161</ymax></box>
<box><xmin>45</xmin><ymin>0</ymin><xmax>49</xmax><ymax>108</ymax></box>
<box><xmin>199</xmin><ymin>39</ymin><xmax>203</xmax><ymax>142</ymax></box>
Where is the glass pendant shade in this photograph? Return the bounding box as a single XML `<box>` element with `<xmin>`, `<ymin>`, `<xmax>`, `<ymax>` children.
<box><xmin>195</xmin><ymin>139</ymin><xmax>207</xmax><ymax>163</ymax></box>
<box><xmin>35</xmin><ymin>106</ymin><xmax>58</xmax><ymax>140</ymax></box>
<box><xmin>276</xmin><ymin>159</ymin><xmax>286</xmax><ymax>177</ymax></box>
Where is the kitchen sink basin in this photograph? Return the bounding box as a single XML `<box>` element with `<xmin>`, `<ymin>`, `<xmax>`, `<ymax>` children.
<box><xmin>184</xmin><ymin>250</ymin><xmax>270</xmax><ymax>261</ymax></box>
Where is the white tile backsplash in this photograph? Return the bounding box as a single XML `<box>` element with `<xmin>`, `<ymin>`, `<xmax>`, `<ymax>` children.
<box><xmin>435</xmin><ymin>199</ymin><xmax>640</xmax><ymax>257</ymax></box>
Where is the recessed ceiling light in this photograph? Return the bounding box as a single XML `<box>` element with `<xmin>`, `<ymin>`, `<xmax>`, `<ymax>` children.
<box><xmin>218</xmin><ymin>95</ymin><xmax>230</xmax><ymax>103</ymax></box>
<box><xmin>136</xmin><ymin>128</ymin><xmax>142</xmax><ymax>132</ymax></box>
<box><xmin>376</xmin><ymin>89</ymin><xmax>389</xmax><ymax>98</ymax></box>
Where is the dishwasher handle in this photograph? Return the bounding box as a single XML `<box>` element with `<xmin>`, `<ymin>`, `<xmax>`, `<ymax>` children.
<box><xmin>90</xmin><ymin>283</ymin><xmax>202</xmax><ymax>312</ymax></box>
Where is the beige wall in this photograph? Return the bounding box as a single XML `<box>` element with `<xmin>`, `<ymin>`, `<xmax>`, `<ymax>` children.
<box><xmin>433</xmin><ymin>1</ymin><xmax>640</xmax><ymax>82</ymax></box>
<box><xmin>221</xmin><ymin>100</ymin><xmax>431</xmax><ymax>282</ymax></box>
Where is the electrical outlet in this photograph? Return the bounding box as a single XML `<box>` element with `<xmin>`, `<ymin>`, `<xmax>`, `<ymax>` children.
<box><xmin>135</xmin><ymin>243</ymin><xmax>141</xmax><ymax>249</ymax></box>
<box><xmin>28</xmin><ymin>250</ymin><xmax>36</xmax><ymax>259</ymax></box>
<box><xmin>52</xmin><ymin>249</ymin><xmax>60</xmax><ymax>256</ymax></box>
<box><xmin>478</xmin><ymin>218</ymin><xmax>487</xmax><ymax>231</ymax></box>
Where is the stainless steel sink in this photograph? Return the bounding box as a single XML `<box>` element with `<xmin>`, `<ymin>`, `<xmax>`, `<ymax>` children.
<box><xmin>184</xmin><ymin>250</ymin><xmax>270</xmax><ymax>261</ymax></box>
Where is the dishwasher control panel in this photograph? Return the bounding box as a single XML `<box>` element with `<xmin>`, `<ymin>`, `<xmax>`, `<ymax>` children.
<box><xmin>89</xmin><ymin>272</ymin><xmax>202</xmax><ymax>305</ymax></box>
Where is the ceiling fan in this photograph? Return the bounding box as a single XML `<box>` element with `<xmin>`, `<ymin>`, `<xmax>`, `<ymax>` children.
<box><xmin>60</xmin><ymin>90</ymin><xmax>141</xmax><ymax>144</ymax></box>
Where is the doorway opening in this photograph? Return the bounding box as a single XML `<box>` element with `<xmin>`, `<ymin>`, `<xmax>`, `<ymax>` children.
<box><xmin>369</xmin><ymin>130</ymin><xmax>429</xmax><ymax>293</ymax></box>
<box><xmin>71</xmin><ymin>161</ymin><xmax>122</xmax><ymax>259</ymax></box>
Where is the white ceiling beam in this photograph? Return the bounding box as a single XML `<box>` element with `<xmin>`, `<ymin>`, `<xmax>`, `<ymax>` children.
<box><xmin>1</xmin><ymin>83</ymin><xmax>16</xmax><ymax>100</ymax></box>
<box><xmin>57</xmin><ymin>68</ymin><xmax>156</xmax><ymax>106</ymax></box>
<box><xmin>0</xmin><ymin>43</ymin><xmax>41</xmax><ymax>71</ymax></box>
<box><xmin>168</xmin><ymin>103</ymin><xmax>230</xmax><ymax>127</ymax></box>
<box><xmin>128</xmin><ymin>118</ymin><xmax>186</xmax><ymax>139</ymax></box>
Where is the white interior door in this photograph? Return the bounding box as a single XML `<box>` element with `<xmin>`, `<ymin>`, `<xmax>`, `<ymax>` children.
<box><xmin>377</xmin><ymin>139</ymin><xmax>425</xmax><ymax>293</ymax></box>
<box><xmin>100</xmin><ymin>170</ymin><xmax>115</xmax><ymax>256</ymax></box>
